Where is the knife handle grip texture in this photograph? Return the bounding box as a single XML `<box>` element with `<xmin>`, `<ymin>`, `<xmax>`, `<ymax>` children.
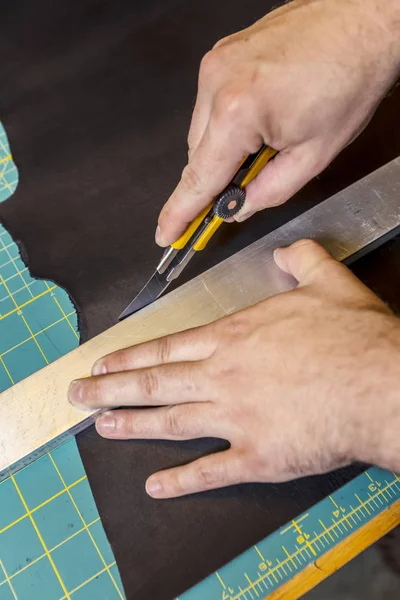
<box><xmin>171</xmin><ymin>145</ymin><xmax>277</xmax><ymax>251</ymax></box>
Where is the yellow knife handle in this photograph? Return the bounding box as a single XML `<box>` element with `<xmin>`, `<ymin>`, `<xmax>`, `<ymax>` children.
<box><xmin>240</xmin><ymin>146</ymin><xmax>278</xmax><ymax>188</ymax></box>
<box><xmin>193</xmin><ymin>145</ymin><xmax>277</xmax><ymax>251</ymax></box>
<box><xmin>193</xmin><ymin>215</ymin><xmax>224</xmax><ymax>251</ymax></box>
<box><xmin>171</xmin><ymin>203</ymin><xmax>213</xmax><ymax>250</ymax></box>
<box><xmin>172</xmin><ymin>145</ymin><xmax>277</xmax><ymax>252</ymax></box>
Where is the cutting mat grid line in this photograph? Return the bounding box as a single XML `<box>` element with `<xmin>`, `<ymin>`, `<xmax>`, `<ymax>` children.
<box><xmin>0</xmin><ymin>447</ymin><xmax>124</xmax><ymax>600</ymax></box>
<box><xmin>0</xmin><ymin>121</ymin><xmax>125</xmax><ymax>599</ymax></box>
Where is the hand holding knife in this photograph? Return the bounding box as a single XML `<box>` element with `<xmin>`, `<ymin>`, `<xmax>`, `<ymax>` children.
<box><xmin>119</xmin><ymin>145</ymin><xmax>277</xmax><ymax>320</ymax></box>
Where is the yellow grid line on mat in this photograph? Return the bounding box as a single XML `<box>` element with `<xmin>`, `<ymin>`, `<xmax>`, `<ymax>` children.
<box><xmin>0</xmin><ymin>560</ymin><xmax>18</xmax><ymax>599</ymax></box>
<box><xmin>0</xmin><ymin>455</ymin><xmax>124</xmax><ymax>598</ymax></box>
<box><xmin>11</xmin><ymin>475</ymin><xmax>72</xmax><ymax>599</ymax></box>
<box><xmin>0</xmin><ymin>516</ymin><xmax>102</xmax><ymax>586</ymax></box>
<box><xmin>49</xmin><ymin>454</ymin><xmax>124</xmax><ymax>599</ymax></box>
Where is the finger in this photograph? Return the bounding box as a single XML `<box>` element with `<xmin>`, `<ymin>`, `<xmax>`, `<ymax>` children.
<box><xmin>146</xmin><ymin>450</ymin><xmax>248</xmax><ymax>498</ymax></box>
<box><xmin>92</xmin><ymin>325</ymin><xmax>217</xmax><ymax>376</ymax></box>
<box><xmin>187</xmin><ymin>49</ymin><xmax>220</xmax><ymax>159</ymax></box>
<box><xmin>187</xmin><ymin>100</ymin><xmax>209</xmax><ymax>162</ymax></box>
<box><xmin>69</xmin><ymin>362</ymin><xmax>212</xmax><ymax>410</ymax></box>
<box><xmin>187</xmin><ymin>89</ymin><xmax>212</xmax><ymax>161</ymax></box>
<box><xmin>157</xmin><ymin>108</ymin><xmax>262</xmax><ymax>246</ymax></box>
<box><xmin>157</xmin><ymin>127</ymin><xmax>245</xmax><ymax>246</ymax></box>
<box><xmin>234</xmin><ymin>143</ymin><xmax>322</xmax><ymax>222</ymax></box>
<box><xmin>273</xmin><ymin>239</ymin><xmax>336</xmax><ymax>286</ymax></box>
<box><xmin>273</xmin><ymin>239</ymin><xmax>388</xmax><ymax>307</ymax></box>
<box><xmin>95</xmin><ymin>402</ymin><xmax>226</xmax><ymax>441</ymax></box>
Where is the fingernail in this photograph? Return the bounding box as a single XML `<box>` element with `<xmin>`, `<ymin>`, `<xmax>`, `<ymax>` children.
<box><xmin>91</xmin><ymin>360</ymin><xmax>107</xmax><ymax>376</ymax></box>
<box><xmin>146</xmin><ymin>478</ymin><xmax>163</xmax><ymax>498</ymax></box>
<box><xmin>236</xmin><ymin>211</ymin><xmax>255</xmax><ymax>223</ymax></box>
<box><xmin>68</xmin><ymin>380</ymin><xmax>82</xmax><ymax>406</ymax></box>
<box><xmin>96</xmin><ymin>411</ymin><xmax>116</xmax><ymax>434</ymax></box>
<box><xmin>155</xmin><ymin>225</ymin><xmax>163</xmax><ymax>246</ymax></box>
<box><xmin>273</xmin><ymin>248</ymin><xmax>281</xmax><ymax>261</ymax></box>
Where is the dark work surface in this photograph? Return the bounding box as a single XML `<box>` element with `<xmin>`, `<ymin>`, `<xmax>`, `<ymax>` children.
<box><xmin>0</xmin><ymin>1</ymin><xmax>399</xmax><ymax>598</ymax></box>
<box><xmin>77</xmin><ymin>237</ymin><xmax>400</xmax><ymax>600</ymax></box>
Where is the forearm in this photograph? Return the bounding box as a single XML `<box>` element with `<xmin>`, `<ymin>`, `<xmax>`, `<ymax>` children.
<box><xmin>319</xmin><ymin>0</ymin><xmax>400</xmax><ymax>86</ymax></box>
<box><xmin>357</xmin><ymin>0</ymin><xmax>400</xmax><ymax>73</ymax></box>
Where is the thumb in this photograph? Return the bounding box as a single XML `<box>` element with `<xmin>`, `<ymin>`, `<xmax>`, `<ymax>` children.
<box><xmin>274</xmin><ymin>239</ymin><xmax>390</xmax><ymax>310</ymax></box>
<box><xmin>273</xmin><ymin>239</ymin><xmax>336</xmax><ymax>286</ymax></box>
<box><xmin>235</xmin><ymin>142</ymin><xmax>323</xmax><ymax>222</ymax></box>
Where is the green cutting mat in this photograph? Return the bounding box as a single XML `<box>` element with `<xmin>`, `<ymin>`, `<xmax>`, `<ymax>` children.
<box><xmin>0</xmin><ymin>122</ymin><xmax>124</xmax><ymax>600</ymax></box>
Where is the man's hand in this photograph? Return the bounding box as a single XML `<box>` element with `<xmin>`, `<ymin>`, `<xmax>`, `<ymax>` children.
<box><xmin>156</xmin><ymin>0</ymin><xmax>400</xmax><ymax>247</ymax></box>
<box><xmin>68</xmin><ymin>241</ymin><xmax>400</xmax><ymax>498</ymax></box>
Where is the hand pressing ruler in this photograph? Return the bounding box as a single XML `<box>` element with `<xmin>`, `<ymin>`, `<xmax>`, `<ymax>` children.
<box><xmin>177</xmin><ymin>158</ymin><xmax>400</xmax><ymax>599</ymax></box>
<box><xmin>0</xmin><ymin>157</ymin><xmax>399</xmax><ymax>484</ymax></box>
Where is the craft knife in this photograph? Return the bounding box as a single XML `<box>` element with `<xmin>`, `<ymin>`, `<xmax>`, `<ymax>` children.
<box><xmin>119</xmin><ymin>145</ymin><xmax>278</xmax><ymax>320</ymax></box>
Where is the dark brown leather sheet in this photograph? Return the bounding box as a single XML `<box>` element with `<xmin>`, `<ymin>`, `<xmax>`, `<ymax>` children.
<box><xmin>0</xmin><ymin>1</ymin><xmax>399</xmax><ymax>598</ymax></box>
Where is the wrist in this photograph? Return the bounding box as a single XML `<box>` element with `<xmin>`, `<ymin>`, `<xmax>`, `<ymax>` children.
<box><xmin>349</xmin><ymin>315</ymin><xmax>400</xmax><ymax>471</ymax></box>
<box><xmin>350</xmin><ymin>0</ymin><xmax>400</xmax><ymax>76</ymax></box>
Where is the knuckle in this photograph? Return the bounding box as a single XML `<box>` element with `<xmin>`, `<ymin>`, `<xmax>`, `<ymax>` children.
<box><xmin>195</xmin><ymin>462</ymin><xmax>219</xmax><ymax>488</ymax></box>
<box><xmin>286</xmin><ymin>238</ymin><xmax>333</xmax><ymax>275</ymax></box>
<box><xmin>247</xmin><ymin>451</ymin><xmax>268</xmax><ymax>477</ymax></box>
<box><xmin>199</xmin><ymin>49</ymin><xmax>221</xmax><ymax>79</ymax></box>
<box><xmin>113</xmin><ymin>411</ymin><xmax>135</xmax><ymax>437</ymax></box>
<box><xmin>105</xmin><ymin>349</ymin><xmax>130</xmax><ymax>372</ymax></box>
<box><xmin>187</xmin><ymin>132</ymin><xmax>195</xmax><ymax>159</ymax></box>
<box><xmin>250</xmin><ymin>65</ymin><xmax>268</xmax><ymax>91</ymax></box>
<box><xmin>85</xmin><ymin>377</ymin><xmax>104</xmax><ymax>405</ymax></box>
<box><xmin>163</xmin><ymin>407</ymin><xmax>186</xmax><ymax>438</ymax></box>
<box><xmin>138</xmin><ymin>369</ymin><xmax>159</xmax><ymax>402</ymax></box>
<box><xmin>291</xmin><ymin>238</ymin><xmax>321</xmax><ymax>253</ymax></box>
<box><xmin>169</xmin><ymin>471</ymin><xmax>185</xmax><ymax>496</ymax></box>
<box><xmin>124</xmin><ymin>413</ymin><xmax>136</xmax><ymax>436</ymax></box>
<box><xmin>212</xmin><ymin>35</ymin><xmax>230</xmax><ymax>50</ymax></box>
<box><xmin>156</xmin><ymin>336</ymin><xmax>171</xmax><ymax>364</ymax></box>
<box><xmin>266</xmin><ymin>194</ymin><xmax>289</xmax><ymax>208</ymax></box>
<box><xmin>224</xmin><ymin>314</ymin><xmax>249</xmax><ymax>338</ymax></box>
<box><xmin>213</xmin><ymin>35</ymin><xmax>235</xmax><ymax>50</ymax></box>
<box><xmin>215</xmin><ymin>88</ymin><xmax>246</xmax><ymax>121</ymax></box>
<box><xmin>180</xmin><ymin>163</ymin><xmax>204</xmax><ymax>196</ymax></box>
<box><xmin>157</xmin><ymin>201</ymin><xmax>174</xmax><ymax>230</ymax></box>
